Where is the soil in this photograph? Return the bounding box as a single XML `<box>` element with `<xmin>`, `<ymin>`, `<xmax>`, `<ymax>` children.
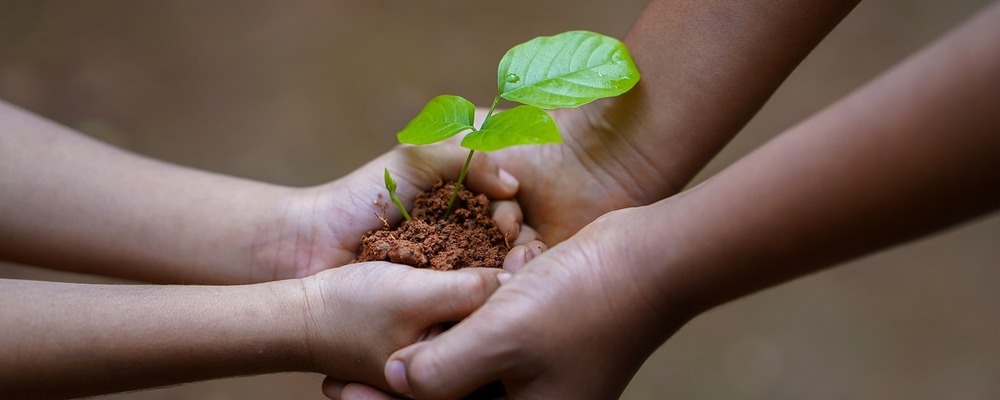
<box><xmin>354</xmin><ymin>181</ymin><xmax>509</xmax><ymax>270</ymax></box>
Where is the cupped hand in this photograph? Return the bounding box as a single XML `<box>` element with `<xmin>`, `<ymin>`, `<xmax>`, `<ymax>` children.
<box><xmin>486</xmin><ymin>105</ymin><xmax>679</xmax><ymax>245</ymax></box>
<box><xmin>324</xmin><ymin>206</ymin><xmax>690</xmax><ymax>400</ymax></box>
<box><xmin>300</xmin><ymin>261</ymin><xmax>511</xmax><ymax>392</ymax></box>
<box><xmin>319</xmin><ymin>238</ymin><xmax>547</xmax><ymax>400</ymax></box>
<box><xmin>252</xmin><ymin>144</ymin><xmax>531</xmax><ymax>281</ymax></box>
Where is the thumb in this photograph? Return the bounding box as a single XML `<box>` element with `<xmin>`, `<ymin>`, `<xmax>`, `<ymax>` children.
<box><xmin>409</xmin><ymin>267</ymin><xmax>511</xmax><ymax>324</ymax></box>
<box><xmin>385</xmin><ymin>319</ymin><xmax>513</xmax><ymax>400</ymax></box>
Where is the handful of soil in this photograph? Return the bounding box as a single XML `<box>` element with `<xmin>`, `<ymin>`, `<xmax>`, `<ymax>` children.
<box><xmin>355</xmin><ymin>181</ymin><xmax>509</xmax><ymax>270</ymax></box>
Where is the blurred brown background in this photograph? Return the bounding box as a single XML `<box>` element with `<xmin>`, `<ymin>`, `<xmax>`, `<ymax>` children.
<box><xmin>1</xmin><ymin>1</ymin><xmax>997</xmax><ymax>399</ymax></box>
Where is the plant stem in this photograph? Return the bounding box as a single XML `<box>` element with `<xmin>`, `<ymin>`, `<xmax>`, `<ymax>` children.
<box><xmin>443</xmin><ymin>95</ymin><xmax>502</xmax><ymax>217</ymax></box>
<box><xmin>391</xmin><ymin>195</ymin><xmax>413</xmax><ymax>222</ymax></box>
<box><xmin>484</xmin><ymin>95</ymin><xmax>502</xmax><ymax>122</ymax></box>
<box><xmin>443</xmin><ymin>149</ymin><xmax>475</xmax><ymax>217</ymax></box>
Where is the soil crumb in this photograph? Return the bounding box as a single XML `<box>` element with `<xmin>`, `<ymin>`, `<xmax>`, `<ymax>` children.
<box><xmin>355</xmin><ymin>181</ymin><xmax>508</xmax><ymax>270</ymax></box>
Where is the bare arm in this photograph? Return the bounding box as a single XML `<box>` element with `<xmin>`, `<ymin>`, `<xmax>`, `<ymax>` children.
<box><xmin>497</xmin><ymin>0</ymin><xmax>860</xmax><ymax>242</ymax></box>
<box><xmin>383</xmin><ymin>3</ymin><xmax>1000</xmax><ymax>399</ymax></box>
<box><xmin>0</xmin><ymin>263</ymin><xmax>507</xmax><ymax>399</ymax></box>
<box><xmin>0</xmin><ymin>102</ymin><xmax>521</xmax><ymax>284</ymax></box>
<box><xmin>0</xmin><ymin>277</ymin><xmax>307</xmax><ymax>398</ymax></box>
<box><xmin>0</xmin><ymin>102</ymin><xmax>294</xmax><ymax>283</ymax></box>
<box><xmin>644</xmin><ymin>0</ymin><xmax>1000</xmax><ymax>313</ymax></box>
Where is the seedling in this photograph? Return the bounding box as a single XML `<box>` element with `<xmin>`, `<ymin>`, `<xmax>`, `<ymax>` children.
<box><xmin>387</xmin><ymin>30</ymin><xmax>640</xmax><ymax>218</ymax></box>
<box><xmin>383</xmin><ymin>167</ymin><xmax>412</xmax><ymax>222</ymax></box>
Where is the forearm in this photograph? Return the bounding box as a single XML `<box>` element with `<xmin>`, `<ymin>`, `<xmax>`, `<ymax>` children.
<box><xmin>0</xmin><ymin>101</ymin><xmax>298</xmax><ymax>283</ymax></box>
<box><xmin>641</xmin><ymin>2</ymin><xmax>1000</xmax><ymax>315</ymax></box>
<box><xmin>0</xmin><ymin>278</ymin><xmax>310</xmax><ymax>399</ymax></box>
<box><xmin>575</xmin><ymin>0</ymin><xmax>860</xmax><ymax>197</ymax></box>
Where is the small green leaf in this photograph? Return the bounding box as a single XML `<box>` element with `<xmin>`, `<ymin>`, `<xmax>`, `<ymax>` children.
<box><xmin>383</xmin><ymin>168</ymin><xmax>411</xmax><ymax>221</ymax></box>
<box><xmin>397</xmin><ymin>95</ymin><xmax>476</xmax><ymax>145</ymax></box>
<box><xmin>383</xmin><ymin>167</ymin><xmax>397</xmax><ymax>193</ymax></box>
<box><xmin>461</xmin><ymin>106</ymin><xmax>560</xmax><ymax>152</ymax></box>
<box><xmin>498</xmin><ymin>31</ymin><xmax>640</xmax><ymax>109</ymax></box>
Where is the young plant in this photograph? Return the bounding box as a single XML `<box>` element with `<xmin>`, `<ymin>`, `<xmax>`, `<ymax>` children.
<box><xmin>389</xmin><ymin>30</ymin><xmax>640</xmax><ymax>218</ymax></box>
<box><xmin>383</xmin><ymin>167</ymin><xmax>412</xmax><ymax>222</ymax></box>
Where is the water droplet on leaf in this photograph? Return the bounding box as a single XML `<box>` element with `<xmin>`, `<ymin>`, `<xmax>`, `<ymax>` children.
<box><xmin>505</xmin><ymin>73</ymin><xmax>521</xmax><ymax>84</ymax></box>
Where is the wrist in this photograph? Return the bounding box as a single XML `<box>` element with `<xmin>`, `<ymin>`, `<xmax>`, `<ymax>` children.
<box><xmin>246</xmin><ymin>185</ymin><xmax>345</xmax><ymax>282</ymax></box>
<box><xmin>633</xmin><ymin>193</ymin><xmax>745</xmax><ymax>319</ymax></box>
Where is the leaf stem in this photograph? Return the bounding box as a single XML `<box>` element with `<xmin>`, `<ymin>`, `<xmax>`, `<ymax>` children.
<box><xmin>391</xmin><ymin>195</ymin><xmax>413</xmax><ymax>222</ymax></box>
<box><xmin>484</xmin><ymin>95</ymin><xmax>502</xmax><ymax>123</ymax></box>
<box><xmin>443</xmin><ymin>95</ymin><xmax>502</xmax><ymax>217</ymax></box>
<box><xmin>443</xmin><ymin>149</ymin><xmax>475</xmax><ymax>217</ymax></box>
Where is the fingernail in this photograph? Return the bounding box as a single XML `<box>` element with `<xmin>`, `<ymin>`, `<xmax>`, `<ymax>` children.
<box><xmin>497</xmin><ymin>271</ymin><xmax>512</xmax><ymax>284</ymax></box>
<box><xmin>386</xmin><ymin>360</ymin><xmax>411</xmax><ymax>395</ymax></box>
<box><xmin>499</xmin><ymin>169</ymin><xmax>519</xmax><ymax>191</ymax></box>
<box><xmin>523</xmin><ymin>246</ymin><xmax>536</xmax><ymax>262</ymax></box>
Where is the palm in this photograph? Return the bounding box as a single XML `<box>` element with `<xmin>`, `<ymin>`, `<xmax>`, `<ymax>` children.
<box><xmin>276</xmin><ymin>145</ymin><xmax>522</xmax><ymax>279</ymax></box>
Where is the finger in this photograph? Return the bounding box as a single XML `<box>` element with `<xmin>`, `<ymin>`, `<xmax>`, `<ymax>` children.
<box><xmin>491</xmin><ymin>200</ymin><xmax>522</xmax><ymax>244</ymax></box>
<box><xmin>389</xmin><ymin>146</ymin><xmax>517</xmax><ymax>201</ymax></box>
<box><xmin>386</xmin><ymin>328</ymin><xmax>509</xmax><ymax>400</ymax></box>
<box><xmin>322</xmin><ymin>377</ymin><xmax>345</xmax><ymax>400</ymax></box>
<box><xmin>514</xmin><ymin>225</ymin><xmax>542</xmax><ymax>246</ymax></box>
<box><xmin>418</xmin><ymin>323</ymin><xmax>449</xmax><ymax>342</ymax></box>
<box><xmin>503</xmin><ymin>240</ymin><xmax>547</xmax><ymax>273</ymax></box>
<box><xmin>463</xmin><ymin>157</ymin><xmax>519</xmax><ymax>201</ymax></box>
<box><xmin>408</xmin><ymin>268</ymin><xmax>510</xmax><ymax>323</ymax></box>
<box><xmin>324</xmin><ymin>377</ymin><xmax>404</xmax><ymax>400</ymax></box>
<box><xmin>526</xmin><ymin>240</ymin><xmax>547</xmax><ymax>258</ymax></box>
<box><xmin>342</xmin><ymin>383</ymin><xmax>403</xmax><ymax>400</ymax></box>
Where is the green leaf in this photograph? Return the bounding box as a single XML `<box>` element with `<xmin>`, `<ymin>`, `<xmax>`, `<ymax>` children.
<box><xmin>461</xmin><ymin>106</ymin><xmax>561</xmax><ymax>152</ymax></box>
<box><xmin>497</xmin><ymin>31</ymin><xmax>640</xmax><ymax>109</ymax></box>
<box><xmin>383</xmin><ymin>167</ymin><xmax>412</xmax><ymax>221</ymax></box>
<box><xmin>383</xmin><ymin>167</ymin><xmax>397</xmax><ymax>194</ymax></box>
<box><xmin>397</xmin><ymin>95</ymin><xmax>476</xmax><ymax>145</ymax></box>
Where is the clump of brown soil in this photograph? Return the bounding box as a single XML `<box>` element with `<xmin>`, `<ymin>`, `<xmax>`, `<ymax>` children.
<box><xmin>355</xmin><ymin>181</ymin><xmax>509</xmax><ymax>270</ymax></box>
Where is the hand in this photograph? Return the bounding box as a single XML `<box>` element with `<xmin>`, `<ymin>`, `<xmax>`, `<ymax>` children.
<box><xmin>300</xmin><ymin>261</ymin><xmax>512</xmax><ymax>392</ymax></box>
<box><xmin>319</xmin><ymin>239</ymin><xmax>547</xmax><ymax>400</ymax></box>
<box><xmin>382</xmin><ymin>206</ymin><xmax>689</xmax><ymax>399</ymax></box>
<box><xmin>486</xmin><ymin>105</ymin><xmax>678</xmax><ymax>244</ymax></box>
<box><xmin>323</xmin><ymin>207</ymin><xmax>689</xmax><ymax>400</ymax></box>
<box><xmin>251</xmin><ymin>144</ymin><xmax>529</xmax><ymax>281</ymax></box>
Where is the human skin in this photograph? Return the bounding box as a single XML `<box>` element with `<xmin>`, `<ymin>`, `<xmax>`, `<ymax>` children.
<box><xmin>487</xmin><ymin>0</ymin><xmax>860</xmax><ymax>244</ymax></box>
<box><xmin>324</xmin><ymin>0</ymin><xmax>860</xmax><ymax>395</ymax></box>
<box><xmin>0</xmin><ymin>100</ymin><xmax>529</xmax><ymax>284</ymax></box>
<box><xmin>0</xmin><ymin>262</ymin><xmax>510</xmax><ymax>399</ymax></box>
<box><xmin>373</xmin><ymin>3</ymin><xmax>1000</xmax><ymax>399</ymax></box>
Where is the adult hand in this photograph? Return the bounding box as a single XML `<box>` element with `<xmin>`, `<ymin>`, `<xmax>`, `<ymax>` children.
<box><xmin>484</xmin><ymin>106</ymin><xmax>674</xmax><ymax>245</ymax></box>
<box><xmin>324</xmin><ymin>206</ymin><xmax>691</xmax><ymax>400</ymax></box>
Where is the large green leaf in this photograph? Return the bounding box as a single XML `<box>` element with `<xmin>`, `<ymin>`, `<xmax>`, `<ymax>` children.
<box><xmin>498</xmin><ymin>31</ymin><xmax>640</xmax><ymax>109</ymax></box>
<box><xmin>397</xmin><ymin>95</ymin><xmax>476</xmax><ymax>145</ymax></box>
<box><xmin>461</xmin><ymin>106</ymin><xmax>560</xmax><ymax>152</ymax></box>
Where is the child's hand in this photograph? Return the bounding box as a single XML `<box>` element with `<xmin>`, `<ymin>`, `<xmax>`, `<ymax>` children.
<box><xmin>251</xmin><ymin>144</ymin><xmax>540</xmax><ymax>281</ymax></box>
<box><xmin>319</xmin><ymin>239</ymin><xmax>548</xmax><ymax>400</ymax></box>
<box><xmin>298</xmin><ymin>261</ymin><xmax>510</xmax><ymax>391</ymax></box>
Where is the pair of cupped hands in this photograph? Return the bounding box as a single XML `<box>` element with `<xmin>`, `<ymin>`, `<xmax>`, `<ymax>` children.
<box><xmin>283</xmin><ymin>110</ymin><xmax>672</xmax><ymax>400</ymax></box>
